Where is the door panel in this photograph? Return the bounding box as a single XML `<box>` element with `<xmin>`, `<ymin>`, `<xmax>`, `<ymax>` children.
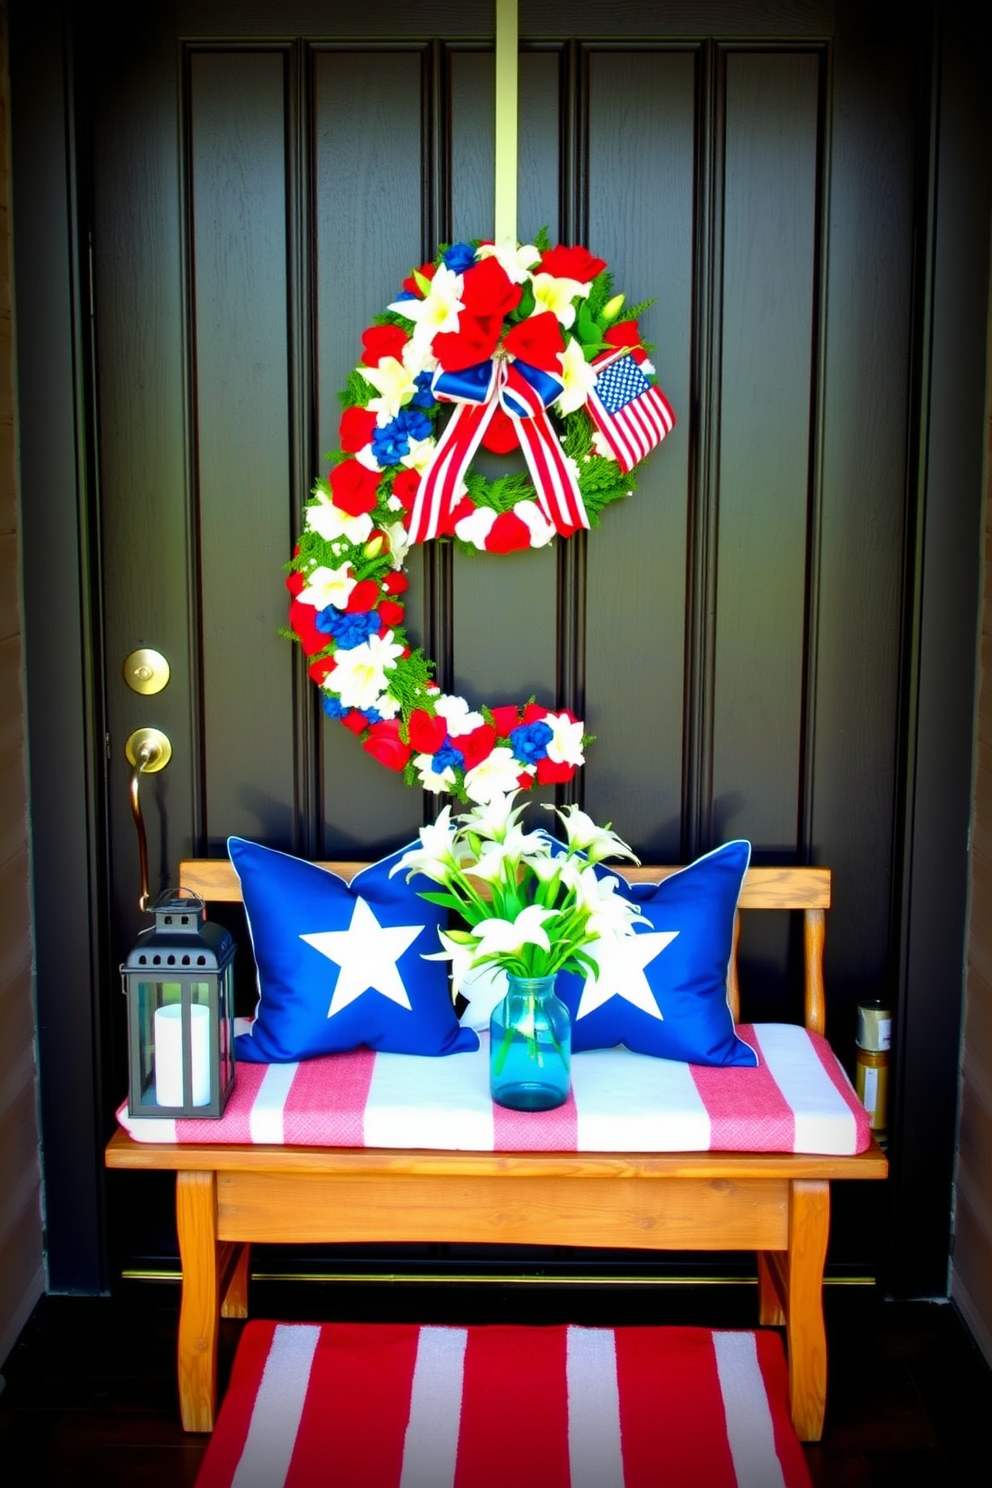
<box><xmin>584</xmin><ymin>49</ymin><xmax>695</xmax><ymax>859</ymax></box>
<box><xmin>85</xmin><ymin>1</ymin><xmax>917</xmax><ymax>1276</ymax></box>
<box><xmin>191</xmin><ymin>51</ymin><xmax>298</xmax><ymax>849</ymax></box>
<box><xmin>314</xmin><ymin>47</ymin><xmax>428</xmax><ymax>850</ymax></box>
<box><xmin>712</xmin><ymin>51</ymin><xmax>820</xmax><ymax>850</ymax></box>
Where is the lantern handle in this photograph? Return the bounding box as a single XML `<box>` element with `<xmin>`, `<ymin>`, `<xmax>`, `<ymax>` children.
<box><xmin>124</xmin><ymin>728</ymin><xmax>173</xmax><ymax>912</ymax></box>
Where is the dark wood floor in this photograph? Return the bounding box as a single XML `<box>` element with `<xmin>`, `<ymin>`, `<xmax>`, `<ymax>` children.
<box><xmin>1</xmin><ymin>1278</ymin><xmax>990</xmax><ymax>1486</ymax></box>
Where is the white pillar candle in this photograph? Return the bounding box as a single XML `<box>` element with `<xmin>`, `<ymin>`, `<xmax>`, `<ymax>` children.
<box><xmin>153</xmin><ymin>1002</ymin><xmax>211</xmax><ymax>1107</ymax></box>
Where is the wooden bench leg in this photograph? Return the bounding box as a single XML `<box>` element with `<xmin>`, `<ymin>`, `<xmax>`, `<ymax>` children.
<box><xmin>220</xmin><ymin>1242</ymin><xmax>251</xmax><ymax>1319</ymax></box>
<box><xmin>757</xmin><ymin>1249</ymin><xmax>786</xmax><ymax>1326</ymax></box>
<box><xmin>176</xmin><ymin>1170</ymin><xmax>221</xmax><ymax>1432</ymax></box>
<box><xmin>784</xmin><ymin>1178</ymin><xmax>830</xmax><ymax>1442</ymax></box>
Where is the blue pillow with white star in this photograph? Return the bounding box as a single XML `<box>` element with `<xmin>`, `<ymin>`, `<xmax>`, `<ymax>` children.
<box><xmin>228</xmin><ymin>838</ymin><xmax>479</xmax><ymax>1061</ymax></box>
<box><xmin>556</xmin><ymin>840</ymin><xmax>757</xmax><ymax>1066</ymax></box>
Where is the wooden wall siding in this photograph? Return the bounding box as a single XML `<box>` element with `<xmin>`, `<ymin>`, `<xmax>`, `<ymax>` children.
<box><xmin>953</xmin><ymin>359</ymin><xmax>992</xmax><ymax>1366</ymax></box>
<box><xmin>0</xmin><ymin>0</ymin><xmax>44</xmax><ymax>1367</ymax></box>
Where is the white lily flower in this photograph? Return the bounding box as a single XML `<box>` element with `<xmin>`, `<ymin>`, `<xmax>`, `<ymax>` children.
<box><xmin>354</xmin><ymin>445</ymin><xmax>382</xmax><ymax>473</ymax></box>
<box><xmin>297</xmin><ymin>562</ymin><xmax>356</xmax><ymax>611</ymax></box>
<box><xmin>476</xmin><ymin>239</ymin><xmax>541</xmax><ymax>283</ymax></box>
<box><xmin>413</xmin><ymin>752</ymin><xmax>457</xmax><ymax>794</ymax></box>
<box><xmin>434</xmin><ymin>694</ymin><xmax>485</xmax><ymax>736</ymax></box>
<box><xmin>464</xmin><ymin>746</ymin><xmax>526</xmax><ymax>804</ymax></box>
<box><xmin>359</xmin><ymin>356</ymin><xmax>419</xmax><ymax>419</ymax></box>
<box><xmin>402</xmin><ymin>335</ymin><xmax>437</xmax><ymax>377</ymax></box>
<box><xmin>543</xmin><ymin>712</ymin><xmax>586</xmax><ymax>768</ymax></box>
<box><xmin>382</xmin><ymin>521</ymin><xmax>411</xmax><ymax>570</ymax></box>
<box><xmin>499</xmin><ymin>822</ymin><xmax>554</xmax><ymax>863</ymax></box>
<box><xmin>371</xmin><ymin>691</ymin><xmax>401</xmax><ymax>720</ymax></box>
<box><xmin>421</xmin><ymin>930</ymin><xmax>477</xmax><ymax>997</ymax></box>
<box><xmin>457</xmin><ymin>789</ymin><xmax>525</xmax><ymax>842</ymax></box>
<box><xmin>531</xmin><ymin>272</ymin><xmax>590</xmax><ymax>328</ymax></box>
<box><xmin>446</xmin><ymin>709</ymin><xmax>485</xmax><ymax>738</ymax></box>
<box><xmin>528</xmin><ymin>852</ymin><xmax>564</xmax><ymax>884</ymax></box>
<box><xmin>305</xmin><ymin>500</ymin><xmax>374</xmax><ymax>546</ymax></box>
<box><xmin>555</xmin><ymin>337</ymin><xmax>599</xmax><ymax>415</ymax></box>
<box><xmin>569</xmin><ymin>867</ymin><xmax>649</xmax><ymax>939</ymax></box>
<box><xmin>463</xmin><ymin>843</ymin><xmax>517</xmax><ymax>885</ymax></box>
<box><xmin>330</xmin><ymin>630</ymin><xmax>404</xmax><ymax>711</ymax></box>
<box><xmin>399</xmin><ymin>435</ymin><xmax>437</xmax><ymax>475</ymax></box>
<box><xmin>457</xmin><ymin>961</ymin><xmax>509</xmax><ymax>1029</ymax></box>
<box><xmin>389</xmin><ymin>264</ymin><xmax>465</xmax><ymax>358</ymax></box>
<box><xmin>454</xmin><ymin>505</ymin><xmax>498</xmax><ymax>549</ymax></box>
<box><xmin>548</xmin><ymin>802</ymin><xmax>640</xmax><ymax>864</ymax></box>
<box><xmin>391</xmin><ymin>805</ymin><xmax>466</xmax><ymax>883</ymax></box>
<box><xmin>471</xmin><ymin>904</ymin><xmax>559</xmax><ymax>959</ymax></box>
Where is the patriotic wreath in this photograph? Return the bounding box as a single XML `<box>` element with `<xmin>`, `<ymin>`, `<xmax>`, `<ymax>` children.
<box><xmin>287</xmin><ymin>234</ymin><xmax>675</xmax><ymax>803</ymax></box>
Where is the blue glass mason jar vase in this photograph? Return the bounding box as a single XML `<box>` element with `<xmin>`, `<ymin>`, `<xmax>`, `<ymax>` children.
<box><xmin>489</xmin><ymin>974</ymin><xmax>571</xmax><ymax>1111</ymax></box>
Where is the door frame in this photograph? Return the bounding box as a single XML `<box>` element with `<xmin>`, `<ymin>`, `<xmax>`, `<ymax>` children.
<box><xmin>8</xmin><ymin>0</ymin><xmax>991</xmax><ymax>1295</ymax></box>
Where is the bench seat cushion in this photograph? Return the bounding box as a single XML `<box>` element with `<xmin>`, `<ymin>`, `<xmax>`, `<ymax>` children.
<box><xmin>116</xmin><ymin>1022</ymin><xmax>869</xmax><ymax>1155</ymax></box>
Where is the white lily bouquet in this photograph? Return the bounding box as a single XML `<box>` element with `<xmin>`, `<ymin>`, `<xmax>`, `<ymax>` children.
<box><xmin>391</xmin><ymin>791</ymin><xmax>648</xmax><ymax>1110</ymax></box>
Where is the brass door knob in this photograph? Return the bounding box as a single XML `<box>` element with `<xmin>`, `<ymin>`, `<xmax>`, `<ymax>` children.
<box><xmin>124</xmin><ymin>727</ymin><xmax>172</xmax><ymax>773</ymax></box>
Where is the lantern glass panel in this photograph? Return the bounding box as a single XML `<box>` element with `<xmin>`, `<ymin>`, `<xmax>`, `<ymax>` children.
<box><xmin>122</xmin><ymin>890</ymin><xmax>236</xmax><ymax>1118</ymax></box>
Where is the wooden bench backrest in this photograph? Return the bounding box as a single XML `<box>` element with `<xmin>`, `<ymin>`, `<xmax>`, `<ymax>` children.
<box><xmin>179</xmin><ymin>861</ymin><xmax>830</xmax><ymax>1037</ymax></box>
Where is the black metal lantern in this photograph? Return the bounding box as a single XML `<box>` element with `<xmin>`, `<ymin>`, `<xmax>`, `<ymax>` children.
<box><xmin>121</xmin><ymin>890</ymin><xmax>236</xmax><ymax>1119</ymax></box>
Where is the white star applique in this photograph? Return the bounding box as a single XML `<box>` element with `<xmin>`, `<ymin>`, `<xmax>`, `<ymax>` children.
<box><xmin>299</xmin><ymin>896</ymin><xmax>425</xmax><ymax>1018</ymax></box>
<box><xmin>575</xmin><ymin>929</ymin><xmax>680</xmax><ymax>1021</ymax></box>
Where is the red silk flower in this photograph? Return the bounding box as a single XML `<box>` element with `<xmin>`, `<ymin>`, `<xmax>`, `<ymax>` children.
<box><xmin>390</xmin><ymin>469</ymin><xmax>421</xmax><ymax>513</ymax></box>
<box><xmin>345</xmin><ymin>579</ymin><xmax>379</xmax><ymax>613</ymax></box>
<box><xmin>330</xmin><ymin>458</ymin><xmax>381</xmax><ymax>516</ymax></box>
<box><xmin>438</xmin><ymin>494</ymin><xmax>475</xmax><ymax>537</ymax></box>
<box><xmin>402</xmin><ymin>262</ymin><xmax>436</xmax><ymax>296</ymax></box>
<box><xmin>536</xmin><ymin>756</ymin><xmax>576</xmax><ymax>785</ymax></box>
<box><xmin>339</xmin><ymin>405</ymin><xmax>377</xmax><ymax>451</ymax></box>
<box><xmin>460</xmin><ymin>258</ymin><xmax>522</xmax><ymax>319</ymax></box>
<box><xmin>363</xmin><ymin>719</ymin><xmax>413</xmax><ymax>771</ymax></box>
<box><xmin>361</xmin><ymin>324</ymin><xmax>407</xmax><ymax>367</ymax></box>
<box><xmin>481</xmin><ymin>404</ymin><xmax>519</xmax><ymax>454</ymax></box>
<box><xmin>407</xmin><ymin>709</ymin><xmax>448</xmax><ymax>755</ymax></box>
<box><xmin>377</xmin><ymin>599</ymin><xmax>405</xmax><ymax>629</ymax></box>
<box><xmin>604</xmin><ymin>320</ymin><xmax>649</xmax><ymax>365</ymax></box>
<box><xmin>342</xmin><ymin>710</ymin><xmax>368</xmax><ymax>735</ymax></box>
<box><xmin>485</xmin><ymin>510</ymin><xmax>532</xmax><ymax>553</ymax></box>
<box><xmin>381</xmin><ymin>570</ymin><xmax>409</xmax><ymax>596</ymax></box>
<box><xmin>539</xmin><ymin>244</ymin><xmax>607</xmax><ymax>282</ymax></box>
<box><xmin>490</xmin><ymin>700</ymin><xmax>549</xmax><ymax>736</ymax></box>
<box><xmin>308</xmin><ymin>655</ymin><xmax>337</xmax><ymax>685</ymax></box>
<box><xmin>289</xmin><ymin>598</ymin><xmax>331</xmax><ymax>657</ymax></box>
<box><xmin>457</xmin><ymin>723</ymin><xmax>498</xmax><ymax>771</ymax></box>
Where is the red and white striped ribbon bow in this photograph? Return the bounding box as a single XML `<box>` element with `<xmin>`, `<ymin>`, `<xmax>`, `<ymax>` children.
<box><xmin>407</xmin><ymin>356</ymin><xmax>589</xmax><ymax>543</ymax></box>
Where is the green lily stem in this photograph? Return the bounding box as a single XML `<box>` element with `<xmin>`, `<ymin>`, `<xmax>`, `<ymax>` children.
<box><xmin>492</xmin><ymin>986</ymin><xmax>569</xmax><ymax>1078</ymax></box>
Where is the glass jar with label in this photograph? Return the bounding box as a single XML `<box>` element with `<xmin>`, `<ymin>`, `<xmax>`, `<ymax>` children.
<box><xmin>855</xmin><ymin>999</ymin><xmax>891</xmax><ymax>1136</ymax></box>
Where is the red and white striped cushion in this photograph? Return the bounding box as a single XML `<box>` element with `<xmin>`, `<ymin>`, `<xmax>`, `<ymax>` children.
<box><xmin>195</xmin><ymin>1321</ymin><xmax>813</xmax><ymax>1488</ymax></box>
<box><xmin>118</xmin><ymin>1023</ymin><xmax>869</xmax><ymax>1155</ymax></box>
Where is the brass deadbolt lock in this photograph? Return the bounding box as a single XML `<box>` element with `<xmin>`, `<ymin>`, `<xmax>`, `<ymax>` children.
<box><xmin>123</xmin><ymin>648</ymin><xmax>171</xmax><ymax>696</ymax></box>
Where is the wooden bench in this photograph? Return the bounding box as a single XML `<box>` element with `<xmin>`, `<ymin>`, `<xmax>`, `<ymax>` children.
<box><xmin>105</xmin><ymin>860</ymin><xmax>887</xmax><ymax>1440</ymax></box>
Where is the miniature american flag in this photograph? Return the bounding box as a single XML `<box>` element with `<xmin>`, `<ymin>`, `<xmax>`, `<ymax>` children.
<box><xmin>587</xmin><ymin>352</ymin><xmax>676</xmax><ymax>473</ymax></box>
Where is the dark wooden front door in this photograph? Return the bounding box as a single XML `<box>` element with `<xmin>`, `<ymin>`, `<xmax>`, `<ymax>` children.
<box><xmin>12</xmin><ymin>0</ymin><xmax>991</xmax><ymax>1294</ymax></box>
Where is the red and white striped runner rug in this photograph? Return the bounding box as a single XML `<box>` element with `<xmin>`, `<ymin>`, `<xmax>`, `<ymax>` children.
<box><xmin>195</xmin><ymin>1322</ymin><xmax>813</xmax><ymax>1488</ymax></box>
